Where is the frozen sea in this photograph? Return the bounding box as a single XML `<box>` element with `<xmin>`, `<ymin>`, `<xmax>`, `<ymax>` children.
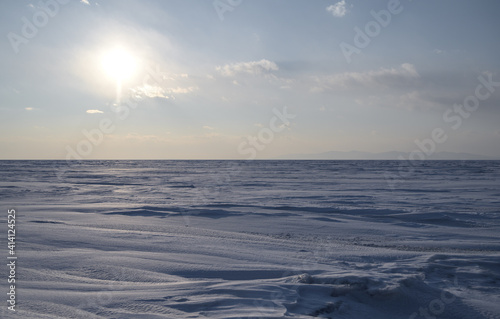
<box><xmin>1</xmin><ymin>160</ymin><xmax>500</xmax><ymax>318</ymax></box>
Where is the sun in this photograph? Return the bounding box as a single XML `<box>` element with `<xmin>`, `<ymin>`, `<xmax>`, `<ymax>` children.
<box><xmin>101</xmin><ymin>47</ymin><xmax>137</xmax><ymax>82</ymax></box>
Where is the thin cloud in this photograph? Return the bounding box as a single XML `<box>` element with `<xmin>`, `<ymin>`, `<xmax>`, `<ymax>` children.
<box><xmin>80</xmin><ymin>0</ymin><xmax>90</xmax><ymax>5</ymax></box>
<box><xmin>327</xmin><ymin>1</ymin><xmax>348</xmax><ymax>18</ymax></box>
<box><xmin>216</xmin><ymin>59</ymin><xmax>278</xmax><ymax>77</ymax></box>
<box><xmin>25</xmin><ymin>107</ymin><xmax>34</xmax><ymax>111</ymax></box>
<box><xmin>132</xmin><ymin>85</ymin><xmax>169</xmax><ymax>99</ymax></box>
<box><xmin>86</xmin><ymin>109</ymin><xmax>103</xmax><ymax>114</ymax></box>
<box><xmin>354</xmin><ymin>91</ymin><xmax>443</xmax><ymax>111</ymax></box>
<box><xmin>132</xmin><ymin>84</ymin><xmax>197</xmax><ymax>99</ymax></box>
<box><xmin>311</xmin><ymin>63</ymin><xmax>419</xmax><ymax>92</ymax></box>
<box><xmin>168</xmin><ymin>86</ymin><xmax>197</xmax><ymax>94</ymax></box>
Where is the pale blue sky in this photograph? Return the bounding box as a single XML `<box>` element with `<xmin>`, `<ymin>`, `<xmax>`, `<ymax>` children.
<box><xmin>1</xmin><ymin>0</ymin><xmax>499</xmax><ymax>159</ymax></box>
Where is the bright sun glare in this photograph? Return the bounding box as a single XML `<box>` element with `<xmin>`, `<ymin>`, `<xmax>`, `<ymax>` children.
<box><xmin>101</xmin><ymin>48</ymin><xmax>137</xmax><ymax>82</ymax></box>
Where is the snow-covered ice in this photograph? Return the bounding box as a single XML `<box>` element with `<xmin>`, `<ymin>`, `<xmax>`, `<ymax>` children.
<box><xmin>1</xmin><ymin>160</ymin><xmax>499</xmax><ymax>318</ymax></box>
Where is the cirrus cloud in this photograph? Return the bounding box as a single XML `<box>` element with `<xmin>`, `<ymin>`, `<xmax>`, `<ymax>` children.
<box><xmin>311</xmin><ymin>63</ymin><xmax>419</xmax><ymax>92</ymax></box>
<box><xmin>216</xmin><ymin>59</ymin><xmax>279</xmax><ymax>77</ymax></box>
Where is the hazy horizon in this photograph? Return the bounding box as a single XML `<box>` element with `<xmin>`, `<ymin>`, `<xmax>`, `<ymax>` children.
<box><xmin>0</xmin><ymin>149</ymin><xmax>498</xmax><ymax>160</ymax></box>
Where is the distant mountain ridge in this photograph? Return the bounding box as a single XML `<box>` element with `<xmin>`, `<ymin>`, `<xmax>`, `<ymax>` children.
<box><xmin>278</xmin><ymin>150</ymin><xmax>496</xmax><ymax>160</ymax></box>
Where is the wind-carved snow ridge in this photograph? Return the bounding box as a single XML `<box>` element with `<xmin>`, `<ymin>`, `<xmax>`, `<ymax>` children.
<box><xmin>1</xmin><ymin>160</ymin><xmax>499</xmax><ymax>318</ymax></box>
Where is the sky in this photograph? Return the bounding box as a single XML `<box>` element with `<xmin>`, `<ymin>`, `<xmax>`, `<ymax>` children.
<box><xmin>1</xmin><ymin>0</ymin><xmax>499</xmax><ymax>159</ymax></box>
